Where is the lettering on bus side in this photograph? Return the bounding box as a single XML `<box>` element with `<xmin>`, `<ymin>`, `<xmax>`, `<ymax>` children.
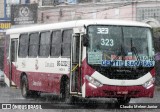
<box><xmin>33</xmin><ymin>81</ymin><xmax>42</xmax><ymax>86</ymax></box>
<box><xmin>59</xmin><ymin>68</ymin><xmax>65</xmax><ymax>71</ymax></box>
<box><xmin>45</xmin><ymin>62</ymin><xmax>54</xmax><ymax>68</ymax></box>
<box><xmin>57</xmin><ymin>61</ymin><xmax>70</xmax><ymax>67</ymax></box>
<box><xmin>21</xmin><ymin>61</ymin><xmax>26</xmax><ymax>68</ymax></box>
<box><xmin>102</xmin><ymin>60</ymin><xmax>155</xmax><ymax>67</ymax></box>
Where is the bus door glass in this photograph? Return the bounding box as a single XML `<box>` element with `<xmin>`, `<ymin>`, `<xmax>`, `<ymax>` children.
<box><xmin>10</xmin><ymin>39</ymin><xmax>18</xmax><ymax>86</ymax></box>
<box><xmin>70</xmin><ymin>34</ymin><xmax>82</xmax><ymax>93</ymax></box>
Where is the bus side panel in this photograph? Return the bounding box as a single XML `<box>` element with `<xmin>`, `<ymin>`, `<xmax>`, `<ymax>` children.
<box><xmin>25</xmin><ymin>72</ymin><xmax>62</xmax><ymax>94</ymax></box>
<box><xmin>47</xmin><ymin>74</ymin><xmax>62</xmax><ymax>94</ymax></box>
<box><xmin>81</xmin><ymin>58</ymin><xmax>95</xmax><ymax>97</ymax></box>
<box><xmin>11</xmin><ymin>63</ymin><xmax>18</xmax><ymax>86</ymax></box>
<box><xmin>15</xmin><ymin>69</ymin><xmax>62</xmax><ymax>94</ymax></box>
<box><xmin>3</xmin><ymin>34</ymin><xmax>10</xmax><ymax>86</ymax></box>
<box><xmin>16</xmin><ymin>57</ymin><xmax>70</xmax><ymax>94</ymax></box>
<box><xmin>28</xmin><ymin>72</ymin><xmax>48</xmax><ymax>92</ymax></box>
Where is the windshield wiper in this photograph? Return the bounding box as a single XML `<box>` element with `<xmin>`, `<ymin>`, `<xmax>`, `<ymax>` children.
<box><xmin>130</xmin><ymin>38</ymin><xmax>142</xmax><ymax>67</ymax></box>
<box><xmin>131</xmin><ymin>46</ymin><xmax>143</xmax><ymax>67</ymax></box>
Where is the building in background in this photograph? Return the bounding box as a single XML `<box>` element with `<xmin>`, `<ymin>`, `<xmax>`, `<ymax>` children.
<box><xmin>35</xmin><ymin>0</ymin><xmax>160</xmax><ymax>27</ymax></box>
<box><xmin>0</xmin><ymin>0</ymin><xmax>4</xmax><ymax>19</ymax></box>
<box><xmin>3</xmin><ymin>0</ymin><xmax>160</xmax><ymax>27</ymax></box>
<box><xmin>11</xmin><ymin>3</ymin><xmax>38</xmax><ymax>25</ymax></box>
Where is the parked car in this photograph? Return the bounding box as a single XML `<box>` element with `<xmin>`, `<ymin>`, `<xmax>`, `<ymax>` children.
<box><xmin>0</xmin><ymin>70</ymin><xmax>5</xmax><ymax>86</ymax></box>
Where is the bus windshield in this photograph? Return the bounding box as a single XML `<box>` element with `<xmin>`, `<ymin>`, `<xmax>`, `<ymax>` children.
<box><xmin>87</xmin><ymin>25</ymin><xmax>155</xmax><ymax>67</ymax></box>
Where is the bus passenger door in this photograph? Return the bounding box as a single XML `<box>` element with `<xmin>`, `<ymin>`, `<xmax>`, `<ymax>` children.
<box><xmin>10</xmin><ymin>39</ymin><xmax>18</xmax><ymax>87</ymax></box>
<box><xmin>70</xmin><ymin>34</ymin><xmax>82</xmax><ymax>94</ymax></box>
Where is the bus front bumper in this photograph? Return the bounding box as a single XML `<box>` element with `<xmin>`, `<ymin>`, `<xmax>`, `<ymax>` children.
<box><xmin>85</xmin><ymin>83</ymin><xmax>155</xmax><ymax>98</ymax></box>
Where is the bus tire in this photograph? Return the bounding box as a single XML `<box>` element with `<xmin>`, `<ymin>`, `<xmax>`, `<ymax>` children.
<box><xmin>61</xmin><ymin>79</ymin><xmax>74</xmax><ymax>104</ymax></box>
<box><xmin>30</xmin><ymin>91</ymin><xmax>41</xmax><ymax>97</ymax></box>
<box><xmin>21</xmin><ymin>75</ymin><xmax>30</xmax><ymax>98</ymax></box>
<box><xmin>117</xmin><ymin>97</ymin><xmax>131</xmax><ymax>104</ymax></box>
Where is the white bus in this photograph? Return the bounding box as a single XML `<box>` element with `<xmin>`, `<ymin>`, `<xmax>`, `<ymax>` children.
<box><xmin>4</xmin><ymin>19</ymin><xmax>155</xmax><ymax>104</ymax></box>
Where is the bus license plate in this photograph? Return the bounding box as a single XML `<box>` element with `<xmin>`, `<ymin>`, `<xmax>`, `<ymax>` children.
<box><xmin>117</xmin><ymin>91</ymin><xmax>128</xmax><ymax>94</ymax></box>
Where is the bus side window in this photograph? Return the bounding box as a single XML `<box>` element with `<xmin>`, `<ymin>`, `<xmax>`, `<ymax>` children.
<box><xmin>62</xmin><ymin>29</ymin><xmax>73</xmax><ymax>57</ymax></box>
<box><xmin>51</xmin><ymin>30</ymin><xmax>61</xmax><ymax>57</ymax></box>
<box><xmin>19</xmin><ymin>34</ymin><xmax>29</xmax><ymax>58</ymax></box>
<box><xmin>28</xmin><ymin>32</ymin><xmax>39</xmax><ymax>58</ymax></box>
<box><xmin>39</xmin><ymin>31</ymin><xmax>51</xmax><ymax>57</ymax></box>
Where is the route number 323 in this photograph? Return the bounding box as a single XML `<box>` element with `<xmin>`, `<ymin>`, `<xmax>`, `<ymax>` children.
<box><xmin>97</xmin><ymin>28</ymin><xmax>114</xmax><ymax>46</ymax></box>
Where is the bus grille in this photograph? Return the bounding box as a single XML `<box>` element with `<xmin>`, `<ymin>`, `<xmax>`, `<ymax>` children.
<box><xmin>90</xmin><ymin>66</ymin><xmax>152</xmax><ymax>80</ymax></box>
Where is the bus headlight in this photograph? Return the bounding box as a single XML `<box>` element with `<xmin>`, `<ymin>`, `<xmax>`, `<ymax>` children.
<box><xmin>142</xmin><ymin>77</ymin><xmax>155</xmax><ymax>89</ymax></box>
<box><xmin>85</xmin><ymin>75</ymin><xmax>103</xmax><ymax>88</ymax></box>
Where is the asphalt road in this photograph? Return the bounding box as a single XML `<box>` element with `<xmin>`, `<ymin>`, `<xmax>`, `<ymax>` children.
<box><xmin>0</xmin><ymin>84</ymin><xmax>160</xmax><ymax>112</ymax></box>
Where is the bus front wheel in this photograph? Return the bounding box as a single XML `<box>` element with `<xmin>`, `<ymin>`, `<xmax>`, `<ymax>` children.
<box><xmin>61</xmin><ymin>79</ymin><xmax>74</xmax><ymax>104</ymax></box>
<box><xmin>21</xmin><ymin>75</ymin><xmax>30</xmax><ymax>98</ymax></box>
<box><xmin>117</xmin><ymin>97</ymin><xmax>131</xmax><ymax>104</ymax></box>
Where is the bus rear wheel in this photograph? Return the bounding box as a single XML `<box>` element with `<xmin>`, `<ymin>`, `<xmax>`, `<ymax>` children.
<box><xmin>21</xmin><ymin>75</ymin><xmax>30</xmax><ymax>98</ymax></box>
<box><xmin>30</xmin><ymin>91</ymin><xmax>41</xmax><ymax>97</ymax></box>
<box><xmin>117</xmin><ymin>97</ymin><xmax>131</xmax><ymax>104</ymax></box>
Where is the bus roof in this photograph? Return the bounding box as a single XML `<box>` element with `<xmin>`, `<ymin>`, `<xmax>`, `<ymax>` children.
<box><xmin>6</xmin><ymin>19</ymin><xmax>151</xmax><ymax>34</ymax></box>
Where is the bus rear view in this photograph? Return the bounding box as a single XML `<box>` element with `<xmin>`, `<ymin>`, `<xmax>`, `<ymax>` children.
<box><xmin>83</xmin><ymin>23</ymin><xmax>155</xmax><ymax>103</ymax></box>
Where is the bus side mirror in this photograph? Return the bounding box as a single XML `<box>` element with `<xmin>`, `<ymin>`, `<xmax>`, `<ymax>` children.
<box><xmin>82</xmin><ymin>34</ymin><xmax>89</xmax><ymax>47</ymax></box>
